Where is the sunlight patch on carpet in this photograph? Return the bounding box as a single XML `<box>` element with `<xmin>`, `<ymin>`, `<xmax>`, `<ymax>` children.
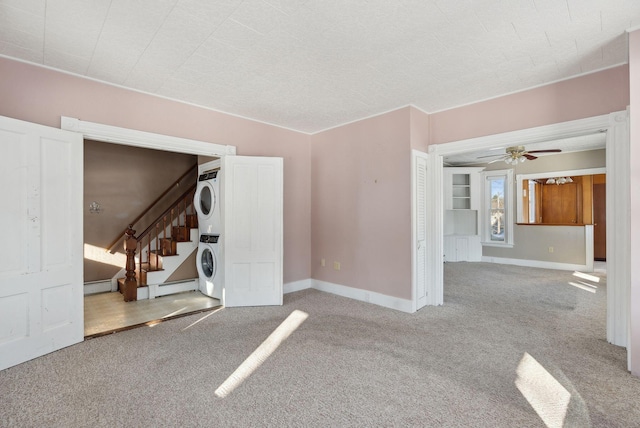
<box><xmin>182</xmin><ymin>307</ymin><xmax>224</xmax><ymax>331</ymax></box>
<box><xmin>568</xmin><ymin>281</ymin><xmax>597</xmax><ymax>293</ymax></box>
<box><xmin>515</xmin><ymin>352</ymin><xmax>571</xmax><ymax>428</ymax></box>
<box><xmin>215</xmin><ymin>309</ymin><xmax>308</xmax><ymax>398</ymax></box>
<box><xmin>572</xmin><ymin>271</ymin><xmax>600</xmax><ymax>283</ymax></box>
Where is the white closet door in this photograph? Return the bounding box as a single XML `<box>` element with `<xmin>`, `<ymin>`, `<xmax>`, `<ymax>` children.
<box><xmin>0</xmin><ymin>115</ymin><xmax>83</xmax><ymax>370</ymax></box>
<box><xmin>222</xmin><ymin>155</ymin><xmax>283</xmax><ymax>307</ymax></box>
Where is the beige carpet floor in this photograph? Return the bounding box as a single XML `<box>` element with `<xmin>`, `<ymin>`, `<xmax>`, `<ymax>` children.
<box><xmin>1</xmin><ymin>263</ymin><xmax>639</xmax><ymax>427</ymax></box>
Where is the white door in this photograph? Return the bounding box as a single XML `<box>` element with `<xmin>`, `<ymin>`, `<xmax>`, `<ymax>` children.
<box><xmin>413</xmin><ymin>151</ymin><xmax>428</xmax><ymax>310</ymax></box>
<box><xmin>0</xmin><ymin>115</ymin><xmax>83</xmax><ymax>371</ymax></box>
<box><xmin>222</xmin><ymin>155</ymin><xmax>283</xmax><ymax>307</ymax></box>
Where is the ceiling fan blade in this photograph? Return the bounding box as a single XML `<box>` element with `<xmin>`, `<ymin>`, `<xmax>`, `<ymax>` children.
<box><xmin>525</xmin><ymin>149</ymin><xmax>562</xmax><ymax>154</ymax></box>
<box><xmin>523</xmin><ymin>154</ymin><xmax>538</xmax><ymax>160</ymax></box>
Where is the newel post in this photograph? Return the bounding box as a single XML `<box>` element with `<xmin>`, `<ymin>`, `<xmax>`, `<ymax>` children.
<box><xmin>123</xmin><ymin>225</ymin><xmax>138</xmax><ymax>302</ymax></box>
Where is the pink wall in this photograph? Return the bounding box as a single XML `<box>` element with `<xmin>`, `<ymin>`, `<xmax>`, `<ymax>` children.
<box><xmin>0</xmin><ymin>55</ymin><xmax>634</xmax><ymax>319</ymax></box>
<box><xmin>629</xmin><ymin>29</ymin><xmax>640</xmax><ymax>377</ymax></box>
<box><xmin>311</xmin><ymin>108</ymin><xmax>413</xmax><ymax>299</ymax></box>
<box><xmin>0</xmin><ymin>57</ymin><xmax>311</xmax><ymax>284</ymax></box>
<box><xmin>410</xmin><ymin>107</ymin><xmax>430</xmax><ymax>152</ymax></box>
<box><xmin>429</xmin><ymin>65</ymin><xmax>630</xmax><ymax>144</ymax></box>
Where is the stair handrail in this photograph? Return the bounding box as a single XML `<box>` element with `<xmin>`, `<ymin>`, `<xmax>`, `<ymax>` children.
<box><xmin>120</xmin><ymin>185</ymin><xmax>197</xmax><ymax>301</ymax></box>
<box><xmin>106</xmin><ymin>163</ymin><xmax>197</xmax><ymax>253</ymax></box>
<box><xmin>135</xmin><ymin>183</ymin><xmax>197</xmax><ymax>242</ymax></box>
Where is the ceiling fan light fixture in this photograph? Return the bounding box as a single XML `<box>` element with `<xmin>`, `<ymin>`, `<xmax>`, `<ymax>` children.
<box><xmin>503</xmin><ymin>146</ymin><xmax>528</xmax><ymax>166</ymax></box>
<box><xmin>545</xmin><ymin>176</ymin><xmax>573</xmax><ymax>185</ymax></box>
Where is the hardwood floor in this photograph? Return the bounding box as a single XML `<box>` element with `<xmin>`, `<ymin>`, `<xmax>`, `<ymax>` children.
<box><xmin>84</xmin><ymin>291</ymin><xmax>220</xmax><ymax>338</ymax></box>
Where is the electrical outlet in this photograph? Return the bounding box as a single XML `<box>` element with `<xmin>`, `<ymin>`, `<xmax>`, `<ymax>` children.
<box><xmin>333</xmin><ymin>261</ymin><xmax>341</xmax><ymax>270</ymax></box>
<box><xmin>321</xmin><ymin>258</ymin><xmax>325</xmax><ymax>267</ymax></box>
<box><xmin>548</xmin><ymin>246</ymin><xmax>554</xmax><ymax>253</ymax></box>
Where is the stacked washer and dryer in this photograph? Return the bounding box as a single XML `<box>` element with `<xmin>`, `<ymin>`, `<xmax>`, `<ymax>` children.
<box><xmin>194</xmin><ymin>159</ymin><xmax>223</xmax><ymax>300</ymax></box>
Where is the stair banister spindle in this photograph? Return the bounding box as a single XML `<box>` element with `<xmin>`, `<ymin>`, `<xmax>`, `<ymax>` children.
<box><xmin>123</xmin><ymin>225</ymin><xmax>138</xmax><ymax>302</ymax></box>
<box><xmin>155</xmin><ymin>223</ymin><xmax>159</xmax><ymax>269</ymax></box>
<box><xmin>137</xmin><ymin>240</ymin><xmax>142</xmax><ymax>287</ymax></box>
<box><xmin>182</xmin><ymin>196</ymin><xmax>185</xmax><ymax>225</ymax></box>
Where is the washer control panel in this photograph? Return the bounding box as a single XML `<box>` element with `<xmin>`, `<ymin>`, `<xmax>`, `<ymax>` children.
<box><xmin>200</xmin><ymin>234</ymin><xmax>220</xmax><ymax>244</ymax></box>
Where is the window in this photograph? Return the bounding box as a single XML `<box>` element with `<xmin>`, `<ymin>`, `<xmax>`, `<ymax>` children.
<box><xmin>482</xmin><ymin>170</ymin><xmax>514</xmax><ymax>247</ymax></box>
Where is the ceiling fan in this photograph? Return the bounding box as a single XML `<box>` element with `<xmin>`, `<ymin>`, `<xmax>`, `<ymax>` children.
<box><xmin>478</xmin><ymin>145</ymin><xmax>562</xmax><ymax>165</ymax></box>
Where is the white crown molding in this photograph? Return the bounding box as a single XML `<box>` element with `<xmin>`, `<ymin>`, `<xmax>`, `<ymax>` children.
<box><xmin>61</xmin><ymin>116</ymin><xmax>236</xmax><ymax>156</ymax></box>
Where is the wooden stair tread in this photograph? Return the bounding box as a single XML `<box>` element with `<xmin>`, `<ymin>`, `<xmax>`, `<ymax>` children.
<box><xmin>159</xmin><ymin>237</ymin><xmax>192</xmax><ymax>242</ymax></box>
<box><xmin>140</xmin><ymin>262</ymin><xmax>164</xmax><ymax>272</ymax></box>
<box><xmin>150</xmin><ymin>250</ymin><xmax>180</xmax><ymax>256</ymax></box>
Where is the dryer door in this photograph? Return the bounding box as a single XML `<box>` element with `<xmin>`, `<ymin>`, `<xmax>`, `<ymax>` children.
<box><xmin>194</xmin><ymin>181</ymin><xmax>215</xmax><ymax>221</ymax></box>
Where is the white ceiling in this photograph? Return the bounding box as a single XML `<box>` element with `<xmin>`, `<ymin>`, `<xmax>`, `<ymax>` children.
<box><xmin>1</xmin><ymin>0</ymin><xmax>639</xmax><ymax>134</ymax></box>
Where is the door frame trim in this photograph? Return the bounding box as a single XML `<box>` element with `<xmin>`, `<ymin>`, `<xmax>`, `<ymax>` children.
<box><xmin>61</xmin><ymin>117</ymin><xmax>236</xmax><ymax>156</ymax></box>
<box><xmin>425</xmin><ymin>111</ymin><xmax>630</xmax><ymax>361</ymax></box>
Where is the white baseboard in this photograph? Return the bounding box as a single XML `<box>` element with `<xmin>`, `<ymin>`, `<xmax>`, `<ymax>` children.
<box><xmin>481</xmin><ymin>256</ymin><xmax>589</xmax><ymax>272</ymax></box>
<box><xmin>284</xmin><ymin>278</ymin><xmax>312</xmax><ymax>294</ymax></box>
<box><xmin>84</xmin><ymin>280</ymin><xmax>112</xmax><ymax>295</ymax></box>
<box><xmin>312</xmin><ymin>279</ymin><xmax>413</xmax><ymax>313</ymax></box>
<box><xmin>283</xmin><ymin>277</ymin><xmax>412</xmax><ymax>313</ymax></box>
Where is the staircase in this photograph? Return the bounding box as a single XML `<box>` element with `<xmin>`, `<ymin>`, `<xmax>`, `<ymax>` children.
<box><xmin>117</xmin><ymin>186</ymin><xmax>200</xmax><ymax>301</ymax></box>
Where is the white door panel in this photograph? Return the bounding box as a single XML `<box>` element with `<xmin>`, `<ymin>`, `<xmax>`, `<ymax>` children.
<box><xmin>0</xmin><ymin>128</ymin><xmax>29</xmax><ymax>277</ymax></box>
<box><xmin>222</xmin><ymin>156</ymin><xmax>283</xmax><ymax>307</ymax></box>
<box><xmin>0</xmin><ymin>115</ymin><xmax>83</xmax><ymax>371</ymax></box>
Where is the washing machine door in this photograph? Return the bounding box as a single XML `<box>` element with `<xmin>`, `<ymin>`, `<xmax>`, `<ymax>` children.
<box><xmin>194</xmin><ymin>181</ymin><xmax>215</xmax><ymax>221</ymax></box>
<box><xmin>197</xmin><ymin>244</ymin><xmax>219</xmax><ymax>298</ymax></box>
<box><xmin>201</xmin><ymin>246</ymin><xmax>216</xmax><ymax>279</ymax></box>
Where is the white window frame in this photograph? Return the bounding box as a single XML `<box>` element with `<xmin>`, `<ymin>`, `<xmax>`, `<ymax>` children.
<box><xmin>481</xmin><ymin>169</ymin><xmax>514</xmax><ymax>247</ymax></box>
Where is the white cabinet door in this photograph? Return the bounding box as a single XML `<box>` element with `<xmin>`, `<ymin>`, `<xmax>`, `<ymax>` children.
<box><xmin>443</xmin><ymin>236</ymin><xmax>456</xmax><ymax>262</ymax></box>
<box><xmin>222</xmin><ymin>155</ymin><xmax>283</xmax><ymax>307</ymax></box>
<box><xmin>0</xmin><ymin>115</ymin><xmax>83</xmax><ymax>370</ymax></box>
<box><xmin>455</xmin><ymin>237</ymin><xmax>469</xmax><ymax>261</ymax></box>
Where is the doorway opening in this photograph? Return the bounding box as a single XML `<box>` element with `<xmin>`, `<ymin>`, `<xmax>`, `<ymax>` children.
<box><xmin>82</xmin><ymin>140</ymin><xmax>222</xmax><ymax>337</ymax></box>
<box><xmin>417</xmin><ymin>110</ymin><xmax>630</xmax><ymax>358</ymax></box>
<box><xmin>62</xmin><ymin>116</ymin><xmax>234</xmax><ymax>337</ymax></box>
